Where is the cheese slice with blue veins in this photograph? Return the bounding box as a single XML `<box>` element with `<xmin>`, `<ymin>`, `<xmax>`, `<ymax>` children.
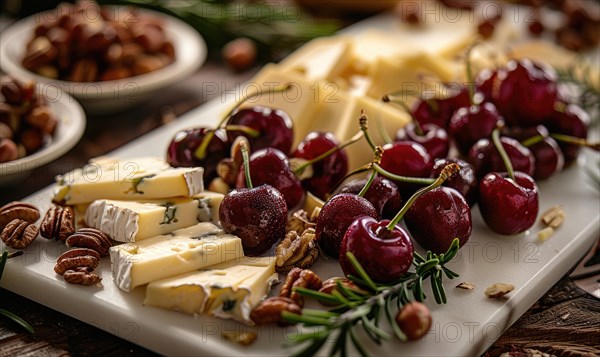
<box><xmin>144</xmin><ymin>256</ymin><xmax>278</xmax><ymax>324</ymax></box>
<box><xmin>109</xmin><ymin>222</ymin><xmax>243</xmax><ymax>292</ymax></box>
<box><xmin>53</xmin><ymin>157</ymin><xmax>204</xmax><ymax>205</ymax></box>
<box><xmin>85</xmin><ymin>192</ymin><xmax>224</xmax><ymax>242</ymax></box>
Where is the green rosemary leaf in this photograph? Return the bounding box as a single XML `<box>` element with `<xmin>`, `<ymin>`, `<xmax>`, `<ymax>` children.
<box><xmin>414</xmin><ymin>277</ymin><xmax>425</xmax><ymax>302</ymax></box>
<box><xmin>346</xmin><ymin>274</ymin><xmax>368</xmax><ymax>288</ymax></box>
<box><xmin>431</xmin><ymin>272</ymin><xmax>442</xmax><ymax>304</ymax></box>
<box><xmin>331</xmin><ymin>290</ymin><xmax>358</xmax><ymax>308</ymax></box>
<box><xmin>336</xmin><ymin>280</ymin><xmax>369</xmax><ymax>300</ymax></box>
<box><xmin>349</xmin><ymin>328</ymin><xmax>370</xmax><ymax>357</ymax></box>
<box><xmin>413</xmin><ymin>251</ymin><xmax>426</xmax><ymax>264</ymax></box>
<box><xmin>281</xmin><ymin>311</ymin><xmax>333</xmax><ymax>327</ymax></box>
<box><xmin>291</xmin><ymin>336</ymin><xmax>329</xmax><ymax>357</ymax></box>
<box><xmin>360</xmin><ymin>316</ymin><xmax>382</xmax><ymax>344</ymax></box>
<box><xmin>0</xmin><ymin>251</ymin><xmax>8</xmax><ymax>281</ymax></box>
<box><xmin>292</xmin><ymin>287</ymin><xmax>341</xmax><ymax>305</ymax></box>
<box><xmin>416</xmin><ymin>258</ymin><xmax>440</xmax><ymax>276</ymax></box>
<box><xmin>339</xmin><ymin>325</ymin><xmax>348</xmax><ymax>357</ymax></box>
<box><xmin>302</xmin><ymin>309</ymin><xmax>340</xmax><ymax>319</ymax></box>
<box><xmin>385</xmin><ymin>295</ymin><xmax>407</xmax><ymax>342</ymax></box>
<box><xmin>286</xmin><ymin>328</ymin><xmax>330</xmax><ymax>345</ymax></box>
<box><xmin>436</xmin><ymin>272</ymin><xmax>447</xmax><ymax>304</ymax></box>
<box><xmin>345</xmin><ymin>252</ymin><xmax>378</xmax><ymax>292</ymax></box>
<box><xmin>442</xmin><ymin>266</ymin><xmax>460</xmax><ymax>279</ymax></box>
<box><xmin>0</xmin><ymin>308</ymin><xmax>34</xmax><ymax>334</ymax></box>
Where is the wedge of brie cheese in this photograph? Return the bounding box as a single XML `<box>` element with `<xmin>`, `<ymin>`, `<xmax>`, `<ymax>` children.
<box><xmin>109</xmin><ymin>222</ymin><xmax>243</xmax><ymax>292</ymax></box>
<box><xmin>144</xmin><ymin>256</ymin><xmax>277</xmax><ymax>324</ymax></box>
<box><xmin>53</xmin><ymin>157</ymin><xmax>203</xmax><ymax>205</ymax></box>
<box><xmin>85</xmin><ymin>192</ymin><xmax>225</xmax><ymax>242</ymax></box>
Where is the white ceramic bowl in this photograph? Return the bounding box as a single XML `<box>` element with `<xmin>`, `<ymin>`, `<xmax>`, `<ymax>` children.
<box><xmin>0</xmin><ymin>8</ymin><xmax>206</xmax><ymax>114</ymax></box>
<box><xmin>0</xmin><ymin>85</ymin><xmax>86</xmax><ymax>186</ymax></box>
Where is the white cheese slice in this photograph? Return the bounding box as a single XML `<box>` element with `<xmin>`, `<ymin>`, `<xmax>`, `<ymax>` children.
<box><xmin>109</xmin><ymin>222</ymin><xmax>243</xmax><ymax>292</ymax></box>
<box><xmin>144</xmin><ymin>256</ymin><xmax>277</xmax><ymax>324</ymax></box>
<box><xmin>85</xmin><ymin>192</ymin><xmax>225</xmax><ymax>243</ymax></box>
<box><xmin>53</xmin><ymin>157</ymin><xmax>203</xmax><ymax>205</ymax></box>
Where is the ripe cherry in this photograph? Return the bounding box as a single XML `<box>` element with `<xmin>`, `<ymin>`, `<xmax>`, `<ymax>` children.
<box><xmin>506</xmin><ymin>125</ymin><xmax>564</xmax><ymax>180</ymax></box>
<box><xmin>405</xmin><ymin>186</ymin><xmax>472</xmax><ymax>254</ymax></box>
<box><xmin>468</xmin><ymin>136</ymin><xmax>535</xmax><ymax>179</ymax></box>
<box><xmin>449</xmin><ymin>102</ymin><xmax>504</xmax><ymax>156</ymax></box>
<box><xmin>292</xmin><ymin>131</ymin><xmax>349</xmax><ymax>200</ymax></box>
<box><xmin>411</xmin><ymin>86</ymin><xmax>470</xmax><ymax>129</ymax></box>
<box><xmin>338</xmin><ymin>175</ymin><xmax>401</xmax><ymax>219</ymax></box>
<box><xmin>379</xmin><ymin>141</ymin><xmax>433</xmax><ymax>197</ymax></box>
<box><xmin>227</xmin><ymin>106</ymin><xmax>294</xmax><ymax>154</ymax></box>
<box><xmin>220</xmin><ymin>143</ymin><xmax>287</xmax><ymax>255</ymax></box>
<box><xmin>166</xmin><ymin>127</ymin><xmax>229</xmax><ymax>183</ymax></box>
<box><xmin>544</xmin><ymin>104</ymin><xmax>589</xmax><ymax>164</ymax></box>
<box><xmin>432</xmin><ymin>158</ymin><xmax>478</xmax><ymax>206</ymax></box>
<box><xmin>339</xmin><ymin>163</ymin><xmax>460</xmax><ymax>283</ymax></box>
<box><xmin>235</xmin><ymin>147</ymin><xmax>303</xmax><ymax>210</ymax></box>
<box><xmin>478</xmin><ymin>128</ymin><xmax>539</xmax><ymax>235</ymax></box>
<box><xmin>384</xmin><ymin>95</ymin><xmax>450</xmax><ymax>160</ymax></box>
<box><xmin>316</xmin><ymin>192</ymin><xmax>379</xmax><ymax>258</ymax></box>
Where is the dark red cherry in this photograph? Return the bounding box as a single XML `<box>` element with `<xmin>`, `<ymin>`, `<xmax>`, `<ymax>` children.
<box><xmin>544</xmin><ymin>104</ymin><xmax>589</xmax><ymax>164</ymax></box>
<box><xmin>236</xmin><ymin>148</ymin><xmax>303</xmax><ymax>209</ymax></box>
<box><xmin>478</xmin><ymin>171</ymin><xmax>539</xmax><ymax>235</ymax></box>
<box><xmin>411</xmin><ymin>87</ymin><xmax>470</xmax><ymax>129</ymax></box>
<box><xmin>227</xmin><ymin>106</ymin><xmax>294</xmax><ymax>154</ymax></box>
<box><xmin>220</xmin><ymin>184</ymin><xmax>287</xmax><ymax>256</ymax></box>
<box><xmin>338</xmin><ymin>217</ymin><xmax>413</xmax><ymax>284</ymax></box>
<box><xmin>292</xmin><ymin>131</ymin><xmax>348</xmax><ymax>200</ymax></box>
<box><xmin>166</xmin><ymin>127</ymin><xmax>229</xmax><ymax>183</ymax></box>
<box><xmin>315</xmin><ymin>193</ymin><xmax>378</xmax><ymax>258</ymax></box>
<box><xmin>379</xmin><ymin>141</ymin><xmax>433</xmax><ymax>198</ymax></box>
<box><xmin>404</xmin><ymin>187</ymin><xmax>472</xmax><ymax>254</ymax></box>
<box><xmin>395</xmin><ymin>122</ymin><xmax>450</xmax><ymax>160</ymax></box>
<box><xmin>468</xmin><ymin>136</ymin><xmax>535</xmax><ymax>179</ymax></box>
<box><xmin>449</xmin><ymin>102</ymin><xmax>504</xmax><ymax>155</ymax></box>
<box><xmin>432</xmin><ymin>158</ymin><xmax>478</xmax><ymax>206</ymax></box>
<box><xmin>338</xmin><ymin>175</ymin><xmax>401</xmax><ymax>219</ymax></box>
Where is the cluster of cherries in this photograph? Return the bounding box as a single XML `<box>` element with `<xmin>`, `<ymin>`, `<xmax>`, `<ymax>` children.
<box><xmin>166</xmin><ymin>54</ymin><xmax>596</xmax><ymax>284</ymax></box>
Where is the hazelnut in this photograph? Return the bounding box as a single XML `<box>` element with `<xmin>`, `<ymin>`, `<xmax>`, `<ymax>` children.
<box><xmin>20</xmin><ymin>129</ymin><xmax>44</xmax><ymax>153</ymax></box>
<box><xmin>395</xmin><ymin>302</ymin><xmax>432</xmax><ymax>341</ymax></box>
<box><xmin>0</xmin><ymin>122</ymin><xmax>13</xmax><ymax>140</ymax></box>
<box><xmin>22</xmin><ymin>37</ymin><xmax>58</xmax><ymax>70</ymax></box>
<box><xmin>26</xmin><ymin>106</ymin><xmax>57</xmax><ymax>135</ymax></box>
<box><xmin>222</xmin><ymin>38</ymin><xmax>257</xmax><ymax>72</ymax></box>
<box><xmin>0</xmin><ymin>139</ymin><xmax>18</xmax><ymax>163</ymax></box>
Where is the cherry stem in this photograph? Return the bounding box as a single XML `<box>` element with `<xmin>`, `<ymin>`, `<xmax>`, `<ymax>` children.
<box><xmin>520</xmin><ymin>134</ymin><xmax>545</xmax><ymax>147</ymax></box>
<box><xmin>331</xmin><ymin>165</ymin><xmax>371</xmax><ymax>192</ymax></box>
<box><xmin>224</xmin><ymin>125</ymin><xmax>260</xmax><ymax>138</ymax></box>
<box><xmin>492</xmin><ymin>127</ymin><xmax>515</xmax><ymax>181</ymax></box>
<box><xmin>358</xmin><ymin>170</ymin><xmax>377</xmax><ymax>198</ymax></box>
<box><xmin>550</xmin><ymin>133</ymin><xmax>600</xmax><ymax>151</ymax></box>
<box><xmin>464</xmin><ymin>41</ymin><xmax>479</xmax><ymax>106</ymax></box>
<box><xmin>382</xmin><ymin>94</ymin><xmax>424</xmax><ymax>136</ymax></box>
<box><xmin>359</xmin><ymin>111</ymin><xmax>378</xmax><ymax>151</ymax></box>
<box><xmin>293</xmin><ymin>131</ymin><xmax>364</xmax><ymax>176</ymax></box>
<box><xmin>375</xmin><ymin>106</ymin><xmax>393</xmax><ymax>145</ymax></box>
<box><xmin>195</xmin><ymin>84</ymin><xmax>292</xmax><ymax>160</ymax></box>
<box><xmin>240</xmin><ymin>142</ymin><xmax>253</xmax><ymax>189</ymax></box>
<box><xmin>386</xmin><ymin>163</ymin><xmax>460</xmax><ymax>231</ymax></box>
<box><xmin>372</xmin><ymin>163</ymin><xmax>436</xmax><ymax>185</ymax></box>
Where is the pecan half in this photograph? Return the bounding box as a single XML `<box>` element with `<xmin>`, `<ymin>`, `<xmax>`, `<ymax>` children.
<box><xmin>0</xmin><ymin>201</ymin><xmax>40</xmax><ymax>230</ymax></box>
<box><xmin>63</xmin><ymin>267</ymin><xmax>102</xmax><ymax>286</ymax></box>
<box><xmin>66</xmin><ymin>228</ymin><xmax>112</xmax><ymax>257</ymax></box>
<box><xmin>484</xmin><ymin>283</ymin><xmax>514</xmax><ymax>299</ymax></box>
<box><xmin>0</xmin><ymin>219</ymin><xmax>39</xmax><ymax>249</ymax></box>
<box><xmin>286</xmin><ymin>209</ymin><xmax>315</xmax><ymax>235</ymax></box>
<box><xmin>40</xmin><ymin>205</ymin><xmax>75</xmax><ymax>242</ymax></box>
<box><xmin>54</xmin><ymin>248</ymin><xmax>100</xmax><ymax>275</ymax></box>
<box><xmin>250</xmin><ymin>297</ymin><xmax>302</xmax><ymax>326</ymax></box>
<box><xmin>275</xmin><ymin>228</ymin><xmax>319</xmax><ymax>274</ymax></box>
<box><xmin>319</xmin><ymin>277</ymin><xmax>367</xmax><ymax>298</ymax></box>
<box><xmin>279</xmin><ymin>268</ymin><xmax>322</xmax><ymax>306</ymax></box>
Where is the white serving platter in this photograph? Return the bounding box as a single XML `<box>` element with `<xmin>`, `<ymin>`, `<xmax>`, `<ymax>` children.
<box><xmin>2</xmin><ymin>95</ymin><xmax>598</xmax><ymax>356</ymax></box>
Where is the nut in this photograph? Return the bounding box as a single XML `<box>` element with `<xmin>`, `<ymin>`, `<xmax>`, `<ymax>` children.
<box><xmin>540</xmin><ymin>206</ymin><xmax>565</xmax><ymax>228</ymax></box>
<box><xmin>395</xmin><ymin>302</ymin><xmax>432</xmax><ymax>341</ymax></box>
<box><xmin>0</xmin><ymin>138</ymin><xmax>18</xmax><ymax>163</ymax></box>
<box><xmin>22</xmin><ymin>37</ymin><xmax>58</xmax><ymax>70</ymax></box>
<box><xmin>222</xmin><ymin>331</ymin><xmax>257</xmax><ymax>346</ymax></box>
<box><xmin>286</xmin><ymin>209</ymin><xmax>315</xmax><ymax>235</ymax></box>
<box><xmin>0</xmin><ymin>201</ymin><xmax>41</xmax><ymax>230</ymax></box>
<box><xmin>0</xmin><ymin>77</ymin><xmax>24</xmax><ymax>104</ymax></box>
<box><xmin>65</xmin><ymin>228</ymin><xmax>112</xmax><ymax>256</ymax></box>
<box><xmin>69</xmin><ymin>58</ymin><xmax>98</xmax><ymax>82</ymax></box>
<box><xmin>249</xmin><ymin>296</ymin><xmax>302</xmax><ymax>326</ymax></box>
<box><xmin>319</xmin><ymin>277</ymin><xmax>367</xmax><ymax>296</ymax></box>
<box><xmin>537</xmin><ymin>227</ymin><xmax>555</xmax><ymax>242</ymax></box>
<box><xmin>40</xmin><ymin>205</ymin><xmax>75</xmax><ymax>242</ymax></box>
<box><xmin>54</xmin><ymin>247</ymin><xmax>100</xmax><ymax>275</ymax></box>
<box><xmin>222</xmin><ymin>38</ymin><xmax>257</xmax><ymax>72</ymax></box>
<box><xmin>456</xmin><ymin>282</ymin><xmax>475</xmax><ymax>290</ymax></box>
<box><xmin>26</xmin><ymin>106</ymin><xmax>57</xmax><ymax>135</ymax></box>
<box><xmin>275</xmin><ymin>228</ymin><xmax>318</xmax><ymax>274</ymax></box>
<box><xmin>0</xmin><ymin>122</ymin><xmax>13</xmax><ymax>140</ymax></box>
<box><xmin>0</xmin><ymin>219</ymin><xmax>39</xmax><ymax>249</ymax></box>
<box><xmin>132</xmin><ymin>55</ymin><xmax>166</xmax><ymax>76</ymax></box>
<box><xmin>484</xmin><ymin>283</ymin><xmax>515</xmax><ymax>299</ymax></box>
<box><xmin>279</xmin><ymin>268</ymin><xmax>322</xmax><ymax>306</ymax></box>
<box><xmin>20</xmin><ymin>129</ymin><xmax>44</xmax><ymax>153</ymax></box>
<box><xmin>63</xmin><ymin>267</ymin><xmax>102</xmax><ymax>286</ymax></box>
<box><xmin>207</xmin><ymin>177</ymin><xmax>230</xmax><ymax>195</ymax></box>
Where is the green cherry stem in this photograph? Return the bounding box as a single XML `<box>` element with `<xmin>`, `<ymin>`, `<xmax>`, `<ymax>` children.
<box><xmin>223</xmin><ymin>125</ymin><xmax>260</xmax><ymax>138</ymax></box>
<box><xmin>293</xmin><ymin>131</ymin><xmax>364</xmax><ymax>176</ymax></box>
<box><xmin>464</xmin><ymin>41</ymin><xmax>479</xmax><ymax>106</ymax></box>
<box><xmin>382</xmin><ymin>94</ymin><xmax>424</xmax><ymax>136</ymax></box>
<box><xmin>372</xmin><ymin>163</ymin><xmax>436</xmax><ymax>185</ymax></box>
<box><xmin>385</xmin><ymin>163</ymin><xmax>460</xmax><ymax>231</ymax></box>
<box><xmin>492</xmin><ymin>126</ymin><xmax>515</xmax><ymax>181</ymax></box>
<box><xmin>522</xmin><ymin>133</ymin><xmax>600</xmax><ymax>151</ymax></box>
<box><xmin>520</xmin><ymin>134</ymin><xmax>545</xmax><ymax>147</ymax></box>
<box><xmin>195</xmin><ymin>84</ymin><xmax>292</xmax><ymax>160</ymax></box>
<box><xmin>359</xmin><ymin>111</ymin><xmax>378</xmax><ymax>151</ymax></box>
<box><xmin>241</xmin><ymin>142</ymin><xmax>253</xmax><ymax>189</ymax></box>
<box><xmin>358</xmin><ymin>169</ymin><xmax>377</xmax><ymax>198</ymax></box>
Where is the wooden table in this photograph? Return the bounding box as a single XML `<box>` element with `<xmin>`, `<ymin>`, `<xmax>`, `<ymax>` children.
<box><xmin>1</xmin><ymin>62</ymin><xmax>599</xmax><ymax>357</ymax></box>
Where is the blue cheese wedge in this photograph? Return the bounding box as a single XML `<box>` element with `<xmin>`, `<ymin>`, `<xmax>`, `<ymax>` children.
<box><xmin>144</xmin><ymin>256</ymin><xmax>277</xmax><ymax>324</ymax></box>
<box><xmin>53</xmin><ymin>157</ymin><xmax>203</xmax><ymax>205</ymax></box>
<box><xmin>85</xmin><ymin>192</ymin><xmax>225</xmax><ymax>242</ymax></box>
<box><xmin>109</xmin><ymin>222</ymin><xmax>243</xmax><ymax>292</ymax></box>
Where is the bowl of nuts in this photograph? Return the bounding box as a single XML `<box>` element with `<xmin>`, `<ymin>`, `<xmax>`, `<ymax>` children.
<box><xmin>0</xmin><ymin>76</ymin><xmax>86</xmax><ymax>186</ymax></box>
<box><xmin>0</xmin><ymin>1</ymin><xmax>206</xmax><ymax>114</ymax></box>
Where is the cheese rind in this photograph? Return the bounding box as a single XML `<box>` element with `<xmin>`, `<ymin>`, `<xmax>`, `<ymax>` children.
<box><xmin>144</xmin><ymin>257</ymin><xmax>278</xmax><ymax>324</ymax></box>
<box><xmin>109</xmin><ymin>222</ymin><xmax>243</xmax><ymax>292</ymax></box>
<box><xmin>53</xmin><ymin>157</ymin><xmax>203</xmax><ymax>205</ymax></box>
<box><xmin>85</xmin><ymin>192</ymin><xmax>225</xmax><ymax>242</ymax></box>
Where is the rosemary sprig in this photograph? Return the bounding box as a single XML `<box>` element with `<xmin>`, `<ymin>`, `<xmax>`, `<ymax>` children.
<box><xmin>99</xmin><ymin>0</ymin><xmax>340</xmax><ymax>62</ymax></box>
<box><xmin>282</xmin><ymin>238</ymin><xmax>461</xmax><ymax>357</ymax></box>
<box><xmin>0</xmin><ymin>250</ymin><xmax>35</xmax><ymax>333</ymax></box>
<box><xmin>556</xmin><ymin>59</ymin><xmax>599</xmax><ymax>125</ymax></box>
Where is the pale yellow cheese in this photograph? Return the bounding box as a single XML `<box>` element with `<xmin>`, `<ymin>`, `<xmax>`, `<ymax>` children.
<box><xmin>144</xmin><ymin>256</ymin><xmax>277</xmax><ymax>324</ymax></box>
